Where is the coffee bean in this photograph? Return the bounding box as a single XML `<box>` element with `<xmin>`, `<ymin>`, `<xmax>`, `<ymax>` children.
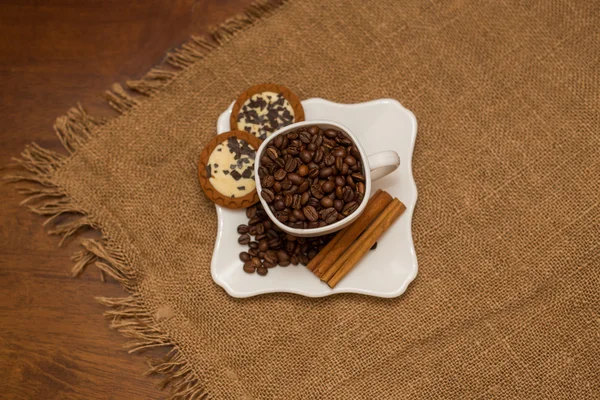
<box><xmin>332</xmin><ymin>147</ymin><xmax>347</xmax><ymax>158</ymax></box>
<box><xmin>251</xmin><ymin>257</ymin><xmax>262</xmax><ymax>267</ymax></box>
<box><xmin>351</xmin><ymin>163</ymin><xmax>361</xmax><ymax>172</ymax></box>
<box><xmin>307</xmin><ymin>143</ymin><xmax>317</xmax><ymax>151</ymax></box>
<box><xmin>314</xmin><ymin>148</ymin><xmax>324</xmax><ymax>163</ymax></box>
<box><xmin>292</xmin><ymin>194</ymin><xmax>302</xmax><ymax>209</ymax></box>
<box><xmin>275</xmin><ymin>210</ymin><xmax>289</xmax><ymax>222</ymax></box>
<box><xmin>350</xmin><ymin>146</ymin><xmax>361</xmax><ymax>158</ymax></box>
<box><xmin>261</xmin><ymin>156</ymin><xmax>273</xmax><ymax>166</ymax></box>
<box><xmin>246</xmin><ymin>207</ymin><xmax>257</xmax><ymax>219</ymax></box>
<box><xmin>257</xmin><ymin>239</ymin><xmax>268</xmax><ymax>252</ymax></box>
<box><xmin>279</xmin><ymin>259</ymin><xmax>291</xmax><ymax>267</ymax></box>
<box><xmin>343</xmin><ymin>187</ymin><xmax>355</xmax><ymax>202</ymax></box>
<box><xmin>370</xmin><ymin>242</ymin><xmax>378</xmax><ymax>251</ymax></box>
<box><xmin>303</xmin><ymin>205</ymin><xmax>319</xmax><ymax>222</ymax></box>
<box><xmin>344</xmin><ymin>155</ymin><xmax>357</xmax><ymax>166</ymax></box>
<box><xmin>272</xmin><ymin>181</ymin><xmax>282</xmax><ymax>193</ymax></box>
<box><xmin>287</xmin><ymin>131</ymin><xmax>298</xmax><ymax>139</ymax></box>
<box><xmin>237</xmin><ymin>224</ymin><xmax>249</xmax><ymax>234</ymax></box>
<box><xmin>257</xmin><ymin>266</ymin><xmax>268</xmax><ymax>276</ymax></box>
<box><xmin>248</xmin><ymin>248</ymin><xmax>258</xmax><ymax>257</ymax></box>
<box><xmin>308</xmin><ymin>126</ymin><xmax>320</xmax><ymax>135</ymax></box>
<box><xmin>275</xmin><ymin>158</ymin><xmax>285</xmax><ymax>168</ymax></box>
<box><xmin>324</xmin><ymin>129</ymin><xmax>338</xmax><ymax>139</ymax></box>
<box><xmin>284</xmin><ymin>158</ymin><xmax>297</xmax><ymax>172</ymax></box>
<box><xmin>299</xmin><ymin>131</ymin><xmax>312</xmax><ymax>143</ymax></box>
<box><xmin>321</xmin><ymin>180</ymin><xmax>336</xmax><ymax>193</ymax></box>
<box><xmin>338</xmin><ymin>137</ymin><xmax>353</xmax><ymax>146</ymax></box>
<box><xmin>277</xmin><ymin>250</ymin><xmax>290</xmax><ymax>262</ymax></box>
<box><xmin>273</xmin><ymin>135</ymin><xmax>283</xmax><ymax>148</ymax></box>
<box><xmin>273</xmin><ymin>199</ymin><xmax>284</xmax><ymax>211</ymax></box>
<box><xmin>249</xmin><ymin>241</ymin><xmax>259</xmax><ymax>249</ymax></box>
<box><xmin>256</xmin><ymin>223</ymin><xmax>265</xmax><ymax>235</ymax></box>
<box><xmin>307</xmin><ymin>197</ymin><xmax>320</xmax><ymax>208</ymax></box>
<box><xmin>287</xmin><ymin>146</ymin><xmax>299</xmax><ymax>156</ymax></box>
<box><xmin>264</xmin><ymin>250</ymin><xmax>278</xmax><ymax>264</ymax></box>
<box><xmin>299</xmin><ymin>150</ymin><xmax>312</xmax><ymax>163</ymax></box>
<box><xmin>258</xmin><ymin>166</ymin><xmax>269</xmax><ymax>179</ymax></box>
<box><xmin>283</xmin><ymin>194</ymin><xmax>293</xmax><ymax>208</ymax></box>
<box><xmin>321</xmin><ymin>207</ymin><xmax>339</xmax><ymax>224</ymax></box>
<box><xmin>311</xmin><ymin>183</ymin><xmax>325</xmax><ymax>199</ymax></box>
<box><xmin>297</xmin><ymin>180</ymin><xmax>310</xmax><ymax>194</ymax></box>
<box><xmin>335</xmin><ymin>156</ymin><xmax>343</xmax><ymax>171</ymax></box>
<box><xmin>262</xmin><ymin>175</ymin><xmax>274</xmax><ymax>188</ymax></box>
<box><xmin>298</xmin><ymin>254</ymin><xmax>310</xmax><ymax>265</ymax></box>
<box><xmin>324</xmin><ymin>153</ymin><xmax>335</xmax><ymax>166</ymax></box>
<box><xmin>255</xmin><ymin>233</ymin><xmax>267</xmax><ymax>240</ymax></box>
<box><xmin>282</xmin><ymin>185</ymin><xmax>298</xmax><ymax>195</ymax></box>
<box><xmin>266</xmin><ymin>147</ymin><xmax>279</xmax><ymax>160</ymax></box>
<box><xmin>351</xmin><ymin>172</ymin><xmax>365</xmax><ymax>182</ymax></box>
<box><xmin>334</xmin><ymin>199</ymin><xmax>344</xmax><ymax>212</ymax></box>
<box><xmin>287</xmin><ymin>173</ymin><xmax>303</xmax><ymax>185</ymax></box>
<box><xmin>341</xmin><ymin>163</ymin><xmax>350</xmax><ymax>175</ymax></box>
<box><xmin>335</xmin><ymin>186</ymin><xmax>344</xmax><ymax>199</ymax></box>
<box><xmin>319</xmin><ymin>167</ymin><xmax>334</xmax><ymax>178</ymax></box>
<box><xmin>355</xmin><ymin>192</ymin><xmax>365</xmax><ymax>205</ymax></box>
<box><xmin>243</xmin><ymin>262</ymin><xmax>256</xmax><ymax>273</ymax></box>
<box><xmin>274</xmin><ymin>169</ymin><xmax>287</xmax><ymax>181</ymax></box>
<box><xmin>238</xmin><ymin>234</ymin><xmax>250</xmax><ymax>244</ymax></box>
<box><xmin>308</xmin><ymin>168</ymin><xmax>320</xmax><ymax>179</ymax></box>
<box><xmin>320</xmin><ymin>196</ymin><xmax>334</xmax><ymax>208</ymax></box>
<box><xmin>346</xmin><ymin>175</ymin><xmax>356</xmax><ymax>189</ymax></box>
<box><xmin>335</xmin><ymin>176</ymin><xmax>346</xmax><ymax>186</ymax></box>
<box><xmin>268</xmin><ymin>237</ymin><xmax>282</xmax><ymax>248</ymax></box>
<box><xmin>261</xmin><ymin>188</ymin><xmax>275</xmax><ymax>203</ymax></box>
<box><xmin>357</xmin><ymin>181</ymin><xmax>365</xmax><ymax>195</ymax></box>
<box><xmin>263</xmin><ymin>261</ymin><xmax>277</xmax><ymax>268</ymax></box>
<box><xmin>301</xmin><ymin>191</ymin><xmax>310</xmax><ymax>205</ymax></box>
<box><xmin>298</xmin><ymin>164</ymin><xmax>309</xmax><ymax>176</ymax></box>
<box><xmin>342</xmin><ymin>201</ymin><xmax>359</xmax><ymax>216</ymax></box>
<box><xmin>292</xmin><ymin>209</ymin><xmax>305</xmax><ymax>220</ymax></box>
<box><xmin>239</xmin><ymin>252</ymin><xmax>251</xmax><ymax>262</ymax></box>
<box><xmin>281</xmin><ymin>179</ymin><xmax>292</xmax><ymax>190</ymax></box>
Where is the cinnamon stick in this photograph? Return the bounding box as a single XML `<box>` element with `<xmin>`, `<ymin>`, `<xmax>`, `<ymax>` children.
<box><xmin>326</xmin><ymin>199</ymin><xmax>406</xmax><ymax>288</ymax></box>
<box><xmin>306</xmin><ymin>226</ymin><xmax>348</xmax><ymax>272</ymax></box>
<box><xmin>313</xmin><ymin>190</ymin><xmax>392</xmax><ymax>277</ymax></box>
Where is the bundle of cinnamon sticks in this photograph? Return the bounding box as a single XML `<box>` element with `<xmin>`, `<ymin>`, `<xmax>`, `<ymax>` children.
<box><xmin>307</xmin><ymin>189</ymin><xmax>406</xmax><ymax>287</ymax></box>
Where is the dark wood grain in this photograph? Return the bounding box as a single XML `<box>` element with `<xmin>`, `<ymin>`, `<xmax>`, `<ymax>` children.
<box><xmin>0</xmin><ymin>1</ymin><xmax>255</xmax><ymax>398</ymax></box>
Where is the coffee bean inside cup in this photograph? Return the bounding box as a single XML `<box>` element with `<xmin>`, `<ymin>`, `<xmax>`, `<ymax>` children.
<box><xmin>259</xmin><ymin>125</ymin><xmax>364</xmax><ymax>228</ymax></box>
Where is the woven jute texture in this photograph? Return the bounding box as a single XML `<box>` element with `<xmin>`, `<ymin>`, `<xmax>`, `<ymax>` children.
<box><xmin>10</xmin><ymin>0</ymin><xmax>600</xmax><ymax>398</ymax></box>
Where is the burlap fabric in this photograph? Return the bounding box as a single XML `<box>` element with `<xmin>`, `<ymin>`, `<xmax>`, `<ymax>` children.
<box><xmin>10</xmin><ymin>0</ymin><xmax>600</xmax><ymax>398</ymax></box>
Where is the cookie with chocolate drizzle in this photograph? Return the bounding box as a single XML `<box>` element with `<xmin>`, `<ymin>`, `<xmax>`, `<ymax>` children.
<box><xmin>198</xmin><ymin>131</ymin><xmax>262</xmax><ymax>209</ymax></box>
<box><xmin>230</xmin><ymin>83</ymin><xmax>305</xmax><ymax>140</ymax></box>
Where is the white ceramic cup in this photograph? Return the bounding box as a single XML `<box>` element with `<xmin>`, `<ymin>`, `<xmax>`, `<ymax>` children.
<box><xmin>254</xmin><ymin>120</ymin><xmax>400</xmax><ymax>237</ymax></box>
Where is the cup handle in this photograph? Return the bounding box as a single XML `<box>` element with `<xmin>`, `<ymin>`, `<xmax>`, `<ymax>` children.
<box><xmin>367</xmin><ymin>151</ymin><xmax>400</xmax><ymax>181</ymax></box>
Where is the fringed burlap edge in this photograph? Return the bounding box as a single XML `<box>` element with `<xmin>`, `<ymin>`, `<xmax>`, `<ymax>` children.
<box><xmin>4</xmin><ymin>1</ymin><xmax>289</xmax><ymax>398</ymax></box>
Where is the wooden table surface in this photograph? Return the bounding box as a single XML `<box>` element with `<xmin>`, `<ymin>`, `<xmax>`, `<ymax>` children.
<box><xmin>0</xmin><ymin>1</ymin><xmax>254</xmax><ymax>398</ymax></box>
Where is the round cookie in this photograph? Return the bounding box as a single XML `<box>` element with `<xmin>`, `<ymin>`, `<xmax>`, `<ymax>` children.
<box><xmin>198</xmin><ymin>131</ymin><xmax>262</xmax><ymax>209</ymax></box>
<box><xmin>230</xmin><ymin>83</ymin><xmax>305</xmax><ymax>140</ymax></box>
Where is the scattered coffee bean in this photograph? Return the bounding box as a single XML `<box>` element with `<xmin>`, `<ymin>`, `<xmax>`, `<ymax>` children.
<box><xmin>243</xmin><ymin>262</ymin><xmax>256</xmax><ymax>273</ymax></box>
<box><xmin>370</xmin><ymin>241</ymin><xmax>378</xmax><ymax>250</ymax></box>
<box><xmin>238</xmin><ymin>234</ymin><xmax>250</xmax><ymax>244</ymax></box>
<box><xmin>257</xmin><ymin>266</ymin><xmax>268</xmax><ymax>276</ymax></box>
<box><xmin>237</xmin><ymin>224</ymin><xmax>249</xmax><ymax>234</ymax></box>
<box><xmin>237</xmin><ymin>202</ymin><xmax>335</xmax><ymax>276</ymax></box>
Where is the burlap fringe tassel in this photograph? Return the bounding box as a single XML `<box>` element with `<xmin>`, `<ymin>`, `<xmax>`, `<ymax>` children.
<box><xmin>4</xmin><ymin>0</ymin><xmax>289</xmax><ymax>398</ymax></box>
